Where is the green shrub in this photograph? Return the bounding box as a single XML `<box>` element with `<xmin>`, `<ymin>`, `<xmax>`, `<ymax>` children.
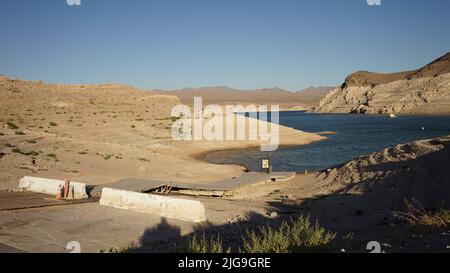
<box><xmin>47</xmin><ymin>153</ymin><xmax>57</xmax><ymax>159</ymax></box>
<box><xmin>7</xmin><ymin>121</ymin><xmax>18</xmax><ymax>129</ymax></box>
<box><xmin>26</xmin><ymin>151</ymin><xmax>39</xmax><ymax>156</ymax></box>
<box><xmin>183</xmin><ymin>216</ymin><xmax>336</xmax><ymax>253</ymax></box>
<box><xmin>186</xmin><ymin>234</ymin><xmax>230</xmax><ymax>253</ymax></box>
<box><xmin>410</xmin><ymin>143</ymin><xmax>420</xmax><ymax>154</ymax></box>
<box><xmin>11</xmin><ymin>148</ymin><xmax>38</xmax><ymax>156</ymax></box>
<box><xmin>243</xmin><ymin>216</ymin><xmax>336</xmax><ymax>253</ymax></box>
<box><xmin>100</xmin><ymin>242</ymin><xmax>139</xmax><ymax>253</ymax></box>
<box><xmin>15</xmin><ymin>131</ymin><xmax>26</xmax><ymax>135</ymax></box>
<box><xmin>49</xmin><ymin>122</ymin><xmax>57</xmax><ymax>127</ymax></box>
<box><xmin>394</xmin><ymin>200</ymin><xmax>450</xmax><ymax>232</ymax></box>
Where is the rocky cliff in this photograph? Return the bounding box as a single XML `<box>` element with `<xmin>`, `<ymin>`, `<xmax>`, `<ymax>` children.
<box><xmin>311</xmin><ymin>52</ymin><xmax>450</xmax><ymax>114</ymax></box>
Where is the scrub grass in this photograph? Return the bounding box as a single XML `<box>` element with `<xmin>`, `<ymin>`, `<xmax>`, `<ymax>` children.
<box><xmin>183</xmin><ymin>216</ymin><xmax>336</xmax><ymax>253</ymax></box>
<box><xmin>394</xmin><ymin>199</ymin><xmax>450</xmax><ymax>233</ymax></box>
<box><xmin>186</xmin><ymin>234</ymin><xmax>230</xmax><ymax>253</ymax></box>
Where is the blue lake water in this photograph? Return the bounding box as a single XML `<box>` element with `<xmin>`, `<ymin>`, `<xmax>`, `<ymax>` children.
<box><xmin>202</xmin><ymin>112</ymin><xmax>450</xmax><ymax>172</ymax></box>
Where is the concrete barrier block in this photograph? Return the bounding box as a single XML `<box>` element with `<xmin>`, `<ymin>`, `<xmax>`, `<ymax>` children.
<box><xmin>18</xmin><ymin>176</ymin><xmax>88</xmax><ymax>199</ymax></box>
<box><xmin>99</xmin><ymin>187</ymin><xmax>206</xmax><ymax>223</ymax></box>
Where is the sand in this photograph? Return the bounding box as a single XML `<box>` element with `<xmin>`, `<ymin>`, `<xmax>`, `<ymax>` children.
<box><xmin>180</xmin><ymin>135</ymin><xmax>450</xmax><ymax>253</ymax></box>
<box><xmin>0</xmin><ymin>76</ymin><xmax>324</xmax><ymax>190</ymax></box>
<box><xmin>1</xmin><ymin>76</ymin><xmax>448</xmax><ymax>252</ymax></box>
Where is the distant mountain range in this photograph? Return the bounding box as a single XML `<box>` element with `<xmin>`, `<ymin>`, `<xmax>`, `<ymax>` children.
<box><xmin>312</xmin><ymin>52</ymin><xmax>450</xmax><ymax>115</ymax></box>
<box><xmin>157</xmin><ymin>86</ymin><xmax>334</xmax><ymax>110</ymax></box>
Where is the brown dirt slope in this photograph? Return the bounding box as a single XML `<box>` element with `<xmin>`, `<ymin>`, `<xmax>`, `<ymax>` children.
<box><xmin>316</xmin><ymin>135</ymin><xmax>450</xmax><ymax>210</ymax></box>
<box><xmin>342</xmin><ymin>52</ymin><xmax>450</xmax><ymax>88</ymax></box>
<box><xmin>0</xmin><ymin>76</ymin><xmax>324</xmax><ymax>190</ymax></box>
<box><xmin>269</xmin><ymin>135</ymin><xmax>450</xmax><ymax>252</ymax></box>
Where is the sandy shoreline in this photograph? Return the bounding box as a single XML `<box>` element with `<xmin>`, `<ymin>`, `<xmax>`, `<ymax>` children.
<box><xmin>0</xmin><ymin>76</ymin><xmax>325</xmax><ymax>190</ymax></box>
<box><xmin>1</xmin><ymin>76</ymin><xmax>449</xmax><ymax>253</ymax></box>
<box><xmin>192</xmin><ymin>142</ymin><xmax>329</xmax><ymax>173</ymax></box>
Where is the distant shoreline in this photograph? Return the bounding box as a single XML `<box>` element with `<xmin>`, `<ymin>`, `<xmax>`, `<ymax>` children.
<box><xmin>191</xmin><ymin>142</ymin><xmax>327</xmax><ymax>173</ymax></box>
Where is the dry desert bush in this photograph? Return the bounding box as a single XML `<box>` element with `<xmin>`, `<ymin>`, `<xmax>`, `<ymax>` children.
<box><xmin>183</xmin><ymin>216</ymin><xmax>336</xmax><ymax>253</ymax></box>
<box><xmin>393</xmin><ymin>199</ymin><xmax>450</xmax><ymax>232</ymax></box>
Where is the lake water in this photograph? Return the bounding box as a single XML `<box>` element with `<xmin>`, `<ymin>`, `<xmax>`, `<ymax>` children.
<box><xmin>202</xmin><ymin>112</ymin><xmax>450</xmax><ymax>172</ymax></box>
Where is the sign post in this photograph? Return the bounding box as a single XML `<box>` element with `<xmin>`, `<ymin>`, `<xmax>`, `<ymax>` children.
<box><xmin>262</xmin><ymin>158</ymin><xmax>271</xmax><ymax>174</ymax></box>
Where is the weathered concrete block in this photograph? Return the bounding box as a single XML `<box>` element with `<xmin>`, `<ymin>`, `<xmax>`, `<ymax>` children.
<box><xmin>99</xmin><ymin>187</ymin><xmax>206</xmax><ymax>223</ymax></box>
<box><xmin>18</xmin><ymin>176</ymin><xmax>88</xmax><ymax>199</ymax></box>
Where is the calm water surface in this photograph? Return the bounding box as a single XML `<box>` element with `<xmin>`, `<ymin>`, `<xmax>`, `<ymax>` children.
<box><xmin>203</xmin><ymin>112</ymin><xmax>450</xmax><ymax>172</ymax></box>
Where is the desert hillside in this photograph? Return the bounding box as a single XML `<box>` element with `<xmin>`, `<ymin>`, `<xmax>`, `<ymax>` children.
<box><xmin>315</xmin><ymin>135</ymin><xmax>450</xmax><ymax>209</ymax></box>
<box><xmin>158</xmin><ymin>86</ymin><xmax>333</xmax><ymax>110</ymax></box>
<box><xmin>311</xmin><ymin>52</ymin><xmax>450</xmax><ymax>114</ymax></box>
<box><xmin>153</xmin><ymin>135</ymin><xmax>450</xmax><ymax>253</ymax></box>
<box><xmin>271</xmin><ymin>135</ymin><xmax>450</xmax><ymax>252</ymax></box>
<box><xmin>0</xmin><ymin>76</ymin><xmax>324</xmax><ymax>190</ymax></box>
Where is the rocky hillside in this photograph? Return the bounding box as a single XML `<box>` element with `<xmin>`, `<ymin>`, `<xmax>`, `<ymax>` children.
<box><xmin>311</xmin><ymin>52</ymin><xmax>450</xmax><ymax>114</ymax></box>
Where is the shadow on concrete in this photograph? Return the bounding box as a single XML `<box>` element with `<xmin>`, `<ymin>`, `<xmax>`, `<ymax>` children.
<box><xmin>128</xmin><ymin>211</ymin><xmax>287</xmax><ymax>253</ymax></box>
<box><xmin>139</xmin><ymin>218</ymin><xmax>182</xmax><ymax>247</ymax></box>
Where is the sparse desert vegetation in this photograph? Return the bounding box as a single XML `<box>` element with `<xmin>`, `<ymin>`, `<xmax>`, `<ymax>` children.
<box><xmin>46</xmin><ymin>153</ymin><xmax>57</xmax><ymax>160</ymax></box>
<box><xmin>242</xmin><ymin>216</ymin><xmax>336</xmax><ymax>253</ymax></box>
<box><xmin>185</xmin><ymin>234</ymin><xmax>230</xmax><ymax>253</ymax></box>
<box><xmin>1</xmin><ymin>76</ymin><xmax>319</xmax><ymax>192</ymax></box>
<box><xmin>1</xmin><ymin>75</ymin><xmax>449</xmax><ymax>253</ymax></box>
<box><xmin>7</xmin><ymin>121</ymin><xmax>18</xmax><ymax>129</ymax></box>
<box><xmin>182</xmin><ymin>216</ymin><xmax>336</xmax><ymax>253</ymax></box>
<box><xmin>394</xmin><ymin>200</ymin><xmax>450</xmax><ymax>232</ymax></box>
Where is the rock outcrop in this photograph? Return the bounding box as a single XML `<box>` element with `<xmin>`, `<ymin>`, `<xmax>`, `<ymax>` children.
<box><xmin>312</xmin><ymin>52</ymin><xmax>450</xmax><ymax>114</ymax></box>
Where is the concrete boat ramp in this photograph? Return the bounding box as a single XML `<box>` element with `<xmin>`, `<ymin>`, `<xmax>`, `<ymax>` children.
<box><xmin>93</xmin><ymin>172</ymin><xmax>295</xmax><ymax>223</ymax></box>
<box><xmin>0</xmin><ymin>172</ymin><xmax>295</xmax><ymax>252</ymax></box>
<box><xmin>90</xmin><ymin>171</ymin><xmax>296</xmax><ymax>197</ymax></box>
<box><xmin>2</xmin><ymin>172</ymin><xmax>295</xmax><ymax>221</ymax></box>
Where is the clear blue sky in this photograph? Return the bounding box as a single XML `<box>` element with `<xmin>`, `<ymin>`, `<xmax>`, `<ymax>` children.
<box><xmin>1</xmin><ymin>0</ymin><xmax>449</xmax><ymax>91</ymax></box>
